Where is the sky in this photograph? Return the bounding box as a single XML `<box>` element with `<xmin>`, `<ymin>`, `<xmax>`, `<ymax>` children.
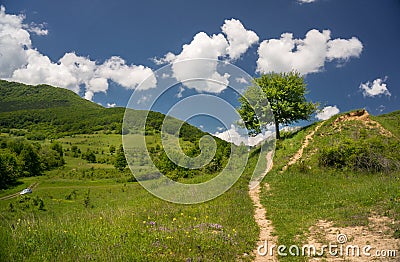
<box><xmin>0</xmin><ymin>0</ymin><xmax>399</xmax><ymax>144</ymax></box>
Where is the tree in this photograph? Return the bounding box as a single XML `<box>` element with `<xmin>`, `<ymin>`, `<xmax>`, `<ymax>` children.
<box><xmin>238</xmin><ymin>71</ymin><xmax>318</xmax><ymax>139</ymax></box>
<box><xmin>20</xmin><ymin>144</ymin><xmax>42</xmax><ymax>176</ymax></box>
<box><xmin>82</xmin><ymin>149</ymin><xmax>96</xmax><ymax>163</ymax></box>
<box><xmin>114</xmin><ymin>145</ymin><xmax>127</xmax><ymax>171</ymax></box>
<box><xmin>0</xmin><ymin>152</ymin><xmax>18</xmax><ymax>189</ymax></box>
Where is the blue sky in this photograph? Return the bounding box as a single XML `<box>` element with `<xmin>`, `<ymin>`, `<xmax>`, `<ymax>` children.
<box><xmin>1</xmin><ymin>0</ymin><xmax>399</xmax><ymax>139</ymax></box>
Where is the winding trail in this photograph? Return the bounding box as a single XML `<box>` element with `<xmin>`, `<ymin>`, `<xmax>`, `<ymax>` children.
<box><xmin>281</xmin><ymin>122</ymin><xmax>324</xmax><ymax>172</ymax></box>
<box><xmin>249</xmin><ymin>151</ymin><xmax>278</xmax><ymax>261</ymax></box>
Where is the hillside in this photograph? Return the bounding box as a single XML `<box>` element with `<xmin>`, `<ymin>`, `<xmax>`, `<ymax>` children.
<box><xmin>0</xmin><ymin>80</ymin><xmax>126</xmax><ymax>137</ymax></box>
<box><xmin>259</xmin><ymin>109</ymin><xmax>400</xmax><ymax>261</ymax></box>
<box><xmin>0</xmin><ymin>79</ymin><xmax>231</xmax><ymax>184</ymax></box>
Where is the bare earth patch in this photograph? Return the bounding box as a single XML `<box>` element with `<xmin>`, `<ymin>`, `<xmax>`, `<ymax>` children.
<box><xmin>333</xmin><ymin>109</ymin><xmax>393</xmax><ymax>137</ymax></box>
<box><xmin>306</xmin><ymin>215</ymin><xmax>399</xmax><ymax>261</ymax></box>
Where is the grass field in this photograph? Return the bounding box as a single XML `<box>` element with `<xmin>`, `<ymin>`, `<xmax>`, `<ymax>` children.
<box><xmin>0</xmin><ymin>133</ymin><xmax>261</xmax><ymax>261</ymax></box>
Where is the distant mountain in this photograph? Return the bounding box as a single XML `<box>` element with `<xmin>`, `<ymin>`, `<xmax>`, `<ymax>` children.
<box><xmin>0</xmin><ymin>80</ymin><xmax>204</xmax><ymax>140</ymax></box>
<box><xmin>0</xmin><ymin>80</ymin><xmax>126</xmax><ymax>137</ymax></box>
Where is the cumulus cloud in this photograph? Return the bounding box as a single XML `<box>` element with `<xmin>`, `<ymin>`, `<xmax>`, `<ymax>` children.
<box><xmin>0</xmin><ymin>6</ymin><xmax>156</xmax><ymax>101</ymax></box>
<box><xmin>221</xmin><ymin>18</ymin><xmax>259</xmax><ymax>60</ymax></box>
<box><xmin>106</xmin><ymin>102</ymin><xmax>116</xmax><ymax>108</ymax></box>
<box><xmin>359</xmin><ymin>77</ymin><xmax>391</xmax><ymax>97</ymax></box>
<box><xmin>326</xmin><ymin>37</ymin><xmax>363</xmax><ymax>61</ymax></box>
<box><xmin>316</xmin><ymin>105</ymin><xmax>340</xmax><ymax>120</ymax></box>
<box><xmin>155</xmin><ymin>19</ymin><xmax>258</xmax><ymax>93</ymax></box>
<box><xmin>256</xmin><ymin>29</ymin><xmax>363</xmax><ymax>75</ymax></box>
<box><xmin>214</xmin><ymin>124</ymin><xmax>273</xmax><ymax>146</ymax></box>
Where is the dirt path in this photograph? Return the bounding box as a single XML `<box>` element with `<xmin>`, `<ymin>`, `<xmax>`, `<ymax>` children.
<box><xmin>281</xmin><ymin>122</ymin><xmax>324</xmax><ymax>172</ymax></box>
<box><xmin>249</xmin><ymin>151</ymin><xmax>278</xmax><ymax>261</ymax></box>
<box><xmin>0</xmin><ymin>182</ymin><xmax>39</xmax><ymax>200</ymax></box>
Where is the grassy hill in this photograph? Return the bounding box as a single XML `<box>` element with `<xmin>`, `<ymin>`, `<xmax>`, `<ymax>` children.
<box><xmin>260</xmin><ymin>109</ymin><xmax>400</xmax><ymax>261</ymax></box>
<box><xmin>0</xmin><ymin>79</ymin><xmax>126</xmax><ymax>137</ymax></box>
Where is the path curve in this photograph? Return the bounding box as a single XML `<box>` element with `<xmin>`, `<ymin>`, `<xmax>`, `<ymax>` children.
<box><xmin>281</xmin><ymin>122</ymin><xmax>324</xmax><ymax>172</ymax></box>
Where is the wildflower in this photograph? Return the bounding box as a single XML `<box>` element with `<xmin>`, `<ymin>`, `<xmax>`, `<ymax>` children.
<box><xmin>180</xmin><ymin>212</ymin><xmax>184</xmax><ymax>216</ymax></box>
<box><xmin>172</xmin><ymin>217</ymin><xmax>177</xmax><ymax>222</ymax></box>
<box><xmin>143</xmin><ymin>220</ymin><xmax>146</xmax><ymax>224</ymax></box>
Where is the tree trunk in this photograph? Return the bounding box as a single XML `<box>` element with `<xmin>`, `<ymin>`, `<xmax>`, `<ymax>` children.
<box><xmin>275</xmin><ymin>121</ymin><xmax>280</xmax><ymax>140</ymax></box>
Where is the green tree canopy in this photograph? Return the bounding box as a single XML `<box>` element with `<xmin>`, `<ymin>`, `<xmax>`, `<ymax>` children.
<box><xmin>238</xmin><ymin>71</ymin><xmax>318</xmax><ymax>139</ymax></box>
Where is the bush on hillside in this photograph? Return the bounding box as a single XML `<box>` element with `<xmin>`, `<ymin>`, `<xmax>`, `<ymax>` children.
<box><xmin>319</xmin><ymin>137</ymin><xmax>400</xmax><ymax>173</ymax></box>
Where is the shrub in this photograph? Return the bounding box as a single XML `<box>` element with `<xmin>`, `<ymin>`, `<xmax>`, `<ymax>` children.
<box><xmin>319</xmin><ymin>137</ymin><xmax>400</xmax><ymax>173</ymax></box>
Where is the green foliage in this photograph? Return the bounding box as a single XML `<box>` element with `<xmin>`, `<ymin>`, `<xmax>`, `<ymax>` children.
<box><xmin>114</xmin><ymin>145</ymin><xmax>127</xmax><ymax>171</ymax></box>
<box><xmin>0</xmin><ymin>137</ymin><xmax>65</xmax><ymax>188</ymax></box>
<box><xmin>82</xmin><ymin>149</ymin><xmax>96</xmax><ymax>163</ymax></box>
<box><xmin>238</xmin><ymin>71</ymin><xmax>318</xmax><ymax>139</ymax></box>
<box><xmin>109</xmin><ymin>145</ymin><xmax>115</xmax><ymax>154</ymax></box>
<box><xmin>319</xmin><ymin>136</ymin><xmax>400</xmax><ymax>173</ymax></box>
<box><xmin>11</xmin><ymin>195</ymin><xmax>46</xmax><ymax>211</ymax></box>
<box><xmin>19</xmin><ymin>144</ymin><xmax>42</xmax><ymax>177</ymax></box>
<box><xmin>0</xmin><ymin>152</ymin><xmax>18</xmax><ymax>189</ymax></box>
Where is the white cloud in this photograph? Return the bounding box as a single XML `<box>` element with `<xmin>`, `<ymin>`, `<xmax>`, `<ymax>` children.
<box><xmin>221</xmin><ymin>18</ymin><xmax>259</xmax><ymax>60</ymax></box>
<box><xmin>25</xmin><ymin>22</ymin><xmax>48</xmax><ymax>35</ymax></box>
<box><xmin>316</xmin><ymin>105</ymin><xmax>340</xmax><ymax>120</ymax></box>
<box><xmin>155</xmin><ymin>19</ymin><xmax>258</xmax><ymax>93</ymax></box>
<box><xmin>106</xmin><ymin>102</ymin><xmax>116</xmax><ymax>108</ymax></box>
<box><xmin>0</xmin><ymin>6</ymin><xmax>156</xmax><ymax>101</ymax></box>
<box><xmin>97</xmin><ymin>56</ymin><xmax>156</xmax><ymax>90</ymax></box>
<box><xmin>214</xmin><ymin>124</ymin><xmax>273</xmax><ymax>146</ymax></box>
<box><xmin>0</xmin><ymin>6</ymin><xmax>31</xmax><ymax>77</ymax></box>
<box><xmin>235</xmin><ymin>77</ymin><xmax>249</xmax><ymax>84</ymax></box>
<box><xmin>256</xmin><ymin>29</ymin><xmax>363</xmax><ymax>75</ymax></box>
<box><xmin>359</xmin><ymin>77</ymin><xmax>391</xmax><ymax>97</ymax></box>
<box><xmin>326</xmin><ymin>37</ymin><xmax>363</xmax><ymax>61</ymax></box>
